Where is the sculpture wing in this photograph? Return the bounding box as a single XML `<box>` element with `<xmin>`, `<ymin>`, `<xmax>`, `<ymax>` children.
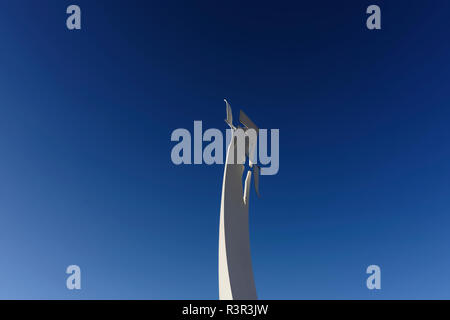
<box><xmin>224</xmin><ymin>99</ymin><xmax>234</xmax><ymax>129</ymax></box>
<box><xmin>239</xmin><ymin>110</ymin><xmax>259</xmax><ymax>133</ymax></box>
<box><xmin>253</xmin><ymin>165</ymin><xmax>260</xmax><ymax>198</ymax></box>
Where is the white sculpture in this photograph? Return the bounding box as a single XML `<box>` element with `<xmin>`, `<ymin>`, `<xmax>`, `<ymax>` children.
<box><xmin>218</xmin><ymin>100</ymin><xmax>260</xmax><ymax>300</ymax></box>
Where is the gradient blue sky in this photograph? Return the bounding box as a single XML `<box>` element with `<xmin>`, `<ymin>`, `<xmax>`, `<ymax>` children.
<box><xmin>0</xmin><ymin>1</ymin><xmax>449</xmax><ymax>299</ymax></box>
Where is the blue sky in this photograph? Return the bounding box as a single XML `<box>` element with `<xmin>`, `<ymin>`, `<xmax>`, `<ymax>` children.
<box><xmin>0</xmin><ymin>1</ymin><xmax>449</xmax><ymax>299</ymax></box>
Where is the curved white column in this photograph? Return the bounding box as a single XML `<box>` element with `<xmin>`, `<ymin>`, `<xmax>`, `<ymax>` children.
<box><xmin>218</xmin><ymin>131</ymin><xmax>257</xmax><ymax>300</ymax></box>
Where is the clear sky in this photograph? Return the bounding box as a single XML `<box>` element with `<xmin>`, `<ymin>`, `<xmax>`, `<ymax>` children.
<box><xmin>0</xmin><ymin>0</ymin><xmax>449</xmax><ymax>299</ymax></box>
